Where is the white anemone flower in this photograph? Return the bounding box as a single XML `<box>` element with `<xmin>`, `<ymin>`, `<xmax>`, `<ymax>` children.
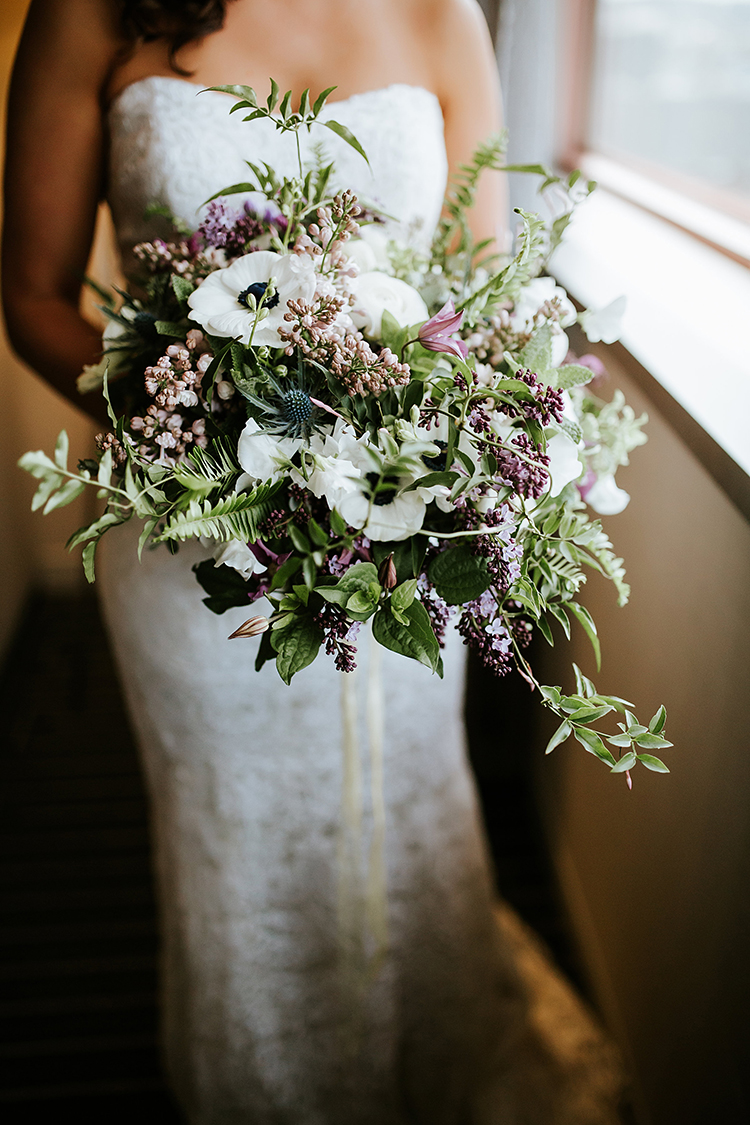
<box><xmin>187</xmin><ymin>250</ymin><xmax>316</xmax><ymax>347</ymax></box>
<box><xmin>237</xmin><ymin>418</ymin><xmax>300</xmax><ymax>484</ymax></box>
<box><xmin>213</xmin><ymin>540</ymin><xmax>267</xmax><ymax>579</ymax></box>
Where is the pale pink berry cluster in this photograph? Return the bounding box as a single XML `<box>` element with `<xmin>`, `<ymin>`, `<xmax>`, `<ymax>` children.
<box><xmin>132</xmin><ymin>238</ymin><xmax>221</xmax><ymax>282</ymax></box>
<box><xmin>279</xmin><ymin>298</ymin><xmax>409</xmax><ymax>397</ymax></box>
<box><xmin>464</xmin><ymin>307</ymin><xmax>531</xmax><ymax>368</ymax></box>
<box><xmin>129</xmin><ymin>332</ymin><xmax>214</xmax><ymax>464</ymax></box>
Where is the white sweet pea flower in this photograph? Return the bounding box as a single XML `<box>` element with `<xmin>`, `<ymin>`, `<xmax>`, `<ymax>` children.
<box><xmin>305</xmin><ymin>453</ymin><xmax>360</xmax><ymax>508</ymax></box>
<box><xmin>213</xmin><ymin>540</ymin><xmax>267</xmax><ymax>579</ymax></box>
<box><xmin>579</xmin><ymin>296</ymin><xmax>627</xmax><ymax>344</ymax></box>
<box><xmin>583</xmin><ymin>473</ymin><xmax>631</xmax><ymax>515</ymax></box>
<box><xmin>237</xmin><ymin>418</ymin><xmax>300</xmax><ymax>483</ymax></box>
<box><xmin>187</xmin><ymin>250</ymin><xmax>316</xmax><ymax>347</ymax></box>
<box><xmin>338</xmin><ymin>487</ymin><xmax>427</xmax><ymax>542</ymax></box>
<box><xmin>546</xmin><ymin>431</ymin><xmax>584</xmax><ymax>497</ymax></box>
<box><xmin>351</xmin><ymin>272</ymin><xmax>428</xmax><ymax>338</ymax></box>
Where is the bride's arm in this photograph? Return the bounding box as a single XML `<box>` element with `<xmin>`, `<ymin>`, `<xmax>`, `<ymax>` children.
<box><xmin>430</xmin><ymin>0</ymin><xmax>509</xmax><ymax>254</ymax></box>
<box><xmin>2</xmin><ymin>0</ymin><xmax>122</xmax><ymax>422</ymax></box>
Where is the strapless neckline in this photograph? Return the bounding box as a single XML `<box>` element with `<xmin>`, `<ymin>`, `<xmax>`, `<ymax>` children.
<box><xmin>108</xmin><ymin>76</ymin><xmax>442</xmax><ymax>118</ymax></box>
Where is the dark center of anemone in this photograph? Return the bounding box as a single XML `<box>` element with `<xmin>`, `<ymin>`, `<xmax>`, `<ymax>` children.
<box><xmin>366</xmin><ymin>472</ymin><xmax>400</xmax><ymax>507</ymax></box>
<box><xmin>422</xmin><ymin>440</ymin><xmax>448</xmax><ymax>472</ymax></box>
<box><xmin>280</xmin><ymin>387</ymin><xmax>313</xmax><ymax>426</ymax></box>
<box><xmin>237</xmin><ymin>281</ymin><xmax>280</xmax><ymax>310</ymax></box>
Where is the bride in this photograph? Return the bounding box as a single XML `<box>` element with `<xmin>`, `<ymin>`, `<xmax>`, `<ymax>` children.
<box><xmin>4</xmin><ymin>2</ymin><xmax>540</xmax><ymax>1122</ymax></box>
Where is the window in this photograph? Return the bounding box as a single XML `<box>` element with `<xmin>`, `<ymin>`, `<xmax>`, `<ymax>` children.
<box><xmin>558</xmin><ymin>0</ymin><xmax>750</xmax><ymax>262</ymax></box>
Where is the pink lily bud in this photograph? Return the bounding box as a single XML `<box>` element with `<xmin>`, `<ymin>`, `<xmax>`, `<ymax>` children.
<box><xmin>418</xmin><ymin>300</ymin><xmax>469</xmax><ymax>360</ymax></box>
<box><xmin>228</xmin><ymin>616</ymin><xmax>270</xmax><ymax>639</ymax></box>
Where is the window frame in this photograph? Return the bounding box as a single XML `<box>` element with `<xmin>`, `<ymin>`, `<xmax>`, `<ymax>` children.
<box><xmin>556</xmin><ymin>0</ymin><xmax>750</xmax><ymax>269</ymax></box>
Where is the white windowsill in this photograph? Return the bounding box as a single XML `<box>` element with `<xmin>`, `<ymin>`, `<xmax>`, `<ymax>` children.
<box><xmin>550</xmin><ymin>187</ymin><xmax>750</xmax><ymax>481</ymax></box>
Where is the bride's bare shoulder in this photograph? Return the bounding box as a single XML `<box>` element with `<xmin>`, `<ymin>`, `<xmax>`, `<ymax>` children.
<box><xmin>409</xmin><ymin>0</ymin><xmax>496</xmax><ymax>94</ymax></box>
<box><xmin>13</xmin><ymin>0</ymin><xmax>123</xmax><ymax>97</ymax></box>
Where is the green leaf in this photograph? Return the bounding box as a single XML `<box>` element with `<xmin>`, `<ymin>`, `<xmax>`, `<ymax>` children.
<box><xmin>270</xmin><ymin>614</ymin><xmax>323</xmax><ymax>684</ymax></box>
<box><xmin>266</xmin><ymin>77</ymin><xmax>279</xmax><ymax>111</ymax></box>
<box><xmin>611</xmin><ymin>752</ymin><xmax>637</xmax><ymax>773</ymax></box>
<box><xmin>372</xmin><ymin>600</ymin><xmax>441</xmax><ymax>673</ymax></box>
<box><xmin>336</xmin><ymin>561</ymin><xmax>379</xmax><ymax>594</ymax></box>
<box><xmin>518</xmin><ymin>323</ymin><xmax>552</xmax><ymax>376</ymax></box>
<box><xmin>567</xmin><ymin>704</ymin><xmax>613</xmax><ymax>723</ymax></box>
<box><xmin>539</xmin><ymin>684</ymin><xmax>561</xmax><ymax>705</ymax></box>
<box><xmin>66</xmin><ymin>511</ymin><xmax>124</xmax><ymax>549</ymax></box>
<box><xmin>54</xmin><ymin>431</ymin><xmax>69</xmax><ymax>472</ymax></box>
<box><xmin>637</xmin><ymin>753</ymin><xmax>670</xmax><ymax>774</ymax></box>
<box><xmin>307</xmin><ymin>518</ymin><xmax>329</xmax><ymax>549</ymax></box>
<box><xmin>545</xmin><ymin>719</ymin><xmax>571</xmax><ymax>755</ymax></box>
<box><xmin>321</xmin><ymin>119</ymin><xmax>370</xmax><ymax>166</ymax></box>
<box><xmin>43</xmin><ymin>478</ymin><xmax>86</xmax><ymax>514</ymax></box>
<box><xmin>288</xmin><ymin>523</ymin><xmax>311</xmax><ymax>554</ymax></box>
<box><xmin>81</xmin><ymin>539</ymin><xmax>98</xmax><ymax>584</ymax></box>
<box><xmin>634</xmin><ymin>731</ymin><xmax>674</xmax><ymax>750</ymax></box>
<box><xmin>428</xmin><ymin>544</ymin><xmax>492</xmax><ymax>605</ymax></box>
<box><xmin>537</xmin><ymin>615</ymin><xmax>554</xmax><ymax>646</ymax></box>
<box><xmin>567</xmin><ymin>601</ymin><xmax>601</xmax><ymax>671</ymax></box>
<box><xmin>154</xmin><ymin>320</ymin><xmax>187</xmax><ymax>337</ymax></box>
<box><xmin>254</xmin><ymin>628</ymin><xmax>275</xmax><ymax>672</ymax></box>
<box><xmin>302</xmin><ymin>555</ymin><xmax>317</xmax><ymax>589</ymax></box>
<box><xmin>574</xmin><ymin>727</ymin><xmax>617</xmax><ymax>766</ymax></box>
<box><xmin>31</xmin><ymin>473</ymin><xmax>63</xmax><ymax>512</ymax></box>
<box><xmin>192</xmin><ymin>559</ymin><xmax>251</xmax><ymax>614</ymax></box>
<box><xmin>347</xmin><ymin>590</ymin><xmax>377</xmax><ymax>616</ymax></box>
<box><xmin>329</xmin><ymin>508</ymin><xmax>348</xmax><ymax>537</ymax></box>
<box><xmin>171</xmin><ymin>274</ymin><xmax>195</xmax><ymax>308</ymax></box>
<box><xmin>97</xmin><ymin>449</ymin><xmax>113</xmax><ymax>488</ymax></box>
<box><xmin>606</xmin><ymin>733</ymin><xmax>633</xmax><ymax>747</ymax></box>
<box><xmin>312</xmin><ymin>85</ymin><xmax>337</xmax><ymax>115</ymax></box>
<box><xmin>270</xmin><ymin>554</ymin><xmax>303</xmax><ymax>591</ymax></box>
<box><xmin>391</xmin><ymin>579</ymin><xmax>418</xmax><ymax>612</ymax></box>
<box><xmin>649</xmin><ymin>705</ymin><xmax>667</xmax><ymax>734</ymax></box>
<box><xmin>555</xmin><ymin>364</ymin><xmax>595</xmax><ymax>390</ymax></box>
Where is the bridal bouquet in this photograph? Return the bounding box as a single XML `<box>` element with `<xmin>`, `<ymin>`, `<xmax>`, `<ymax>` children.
<box><xmin>20</xmin><ymin>83</ymin><xmax>670</xmax><ymax>781</ymax></box>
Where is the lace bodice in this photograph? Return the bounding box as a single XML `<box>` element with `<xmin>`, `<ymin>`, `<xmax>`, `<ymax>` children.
<box><xmin>107</xmin><ymin>78</ymin><xmax>448</xmax><ymax>262</ymax></box>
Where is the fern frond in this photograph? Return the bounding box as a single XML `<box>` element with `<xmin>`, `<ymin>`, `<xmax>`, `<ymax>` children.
<box><xmin>172</xmin><ymin>437</ymin><xmax>242</xmax><ymax>495</ymax></box>
<box><xmin>155</xmin><ymin>484</ymin><xmax>280</xmax><ymax>544</ymax></box>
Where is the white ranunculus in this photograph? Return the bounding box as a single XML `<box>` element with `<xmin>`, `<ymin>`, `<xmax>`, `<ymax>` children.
<box><xmin>237</xmin><ymin>418</ymin><xmax>300</xmax><ymax>483</ymax></box>
<box><xmin>213</xmin><ymin>540</ymin><xmax>267</xmax><ymax>579</ymax></box>
<box><xmin>344</xmin><ymin>238</ymin><xmax>378</xmax><ymax>274</ymax></box>
<box><xmin>578</xmin><ymin>296</ymin><xmax>627</xmax><ymax>344</ymax></box>
<box><xmin>546</xmin><ymin>431</ymin><xmax>584</xmax><ymax>497</ymax></box>
<box><xmin>187</xmin><ymin>250</ymin><xmax>316</xmax><ymax>347</ymax></box>
<box><xmin>351</xmin><ymin>272</ymin><xmax>428</xmax><ymax>338</ymax></box>
<box><xmin>584</xmin><ymin>473</ymin><xmax>631</xmax><ymax>515</ymax></box>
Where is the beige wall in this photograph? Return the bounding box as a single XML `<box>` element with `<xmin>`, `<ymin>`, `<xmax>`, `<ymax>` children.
<box><xmin>0</xmin><ymin>0</ymin><xmax>107</xmax><ymax>657</ymax></box>
<box><xmin>535</xmin><ymin>349</ymin><xmax>750</xmax><ymax>1125</ymax></box>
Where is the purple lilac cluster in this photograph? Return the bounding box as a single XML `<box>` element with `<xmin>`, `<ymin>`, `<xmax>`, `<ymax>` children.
<box><xmin>497</xmin><ymin>368</ymin><xmax>565</xmax><ymax>427</ymax></box>
<box><xmin>464</xmin><ymin>500</ymin><xmax>523</xmax><ymax>593</ymax></box>
<box><xmin>492</xmin><ymin>432</ymin><xmax>550</xmax><ymax>500</ymax></box>
<box><xmin>197</xmin><ymin>199</ymin><xmax>286</xmax><ymax>259</ymax></box>
<box><xmin>416</xmin><ymin>573</ymin><xmax>455</xmax><ymax>648</ymax></box>
<box><xmin>312</xmin><ymin>602</ymin><xmax>360</xmax><ymax>672</ymax></box>
<box><xmin>456</xmin><ymin>592</ymin><xmax>533</xmax><ymax>676</ymax></box>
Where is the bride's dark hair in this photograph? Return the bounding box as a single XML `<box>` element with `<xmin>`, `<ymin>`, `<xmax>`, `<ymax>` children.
<box><xmin>118</xmin><ymin>1</ymin><xmax>237</xmax><ymax>70</ymax></box>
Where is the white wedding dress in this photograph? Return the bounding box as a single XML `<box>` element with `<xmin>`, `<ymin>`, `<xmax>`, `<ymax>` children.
<box><xmin>100</xmin><ymin>79</ymin><xmax>524</xmax><ymax>1125</ymax></box>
